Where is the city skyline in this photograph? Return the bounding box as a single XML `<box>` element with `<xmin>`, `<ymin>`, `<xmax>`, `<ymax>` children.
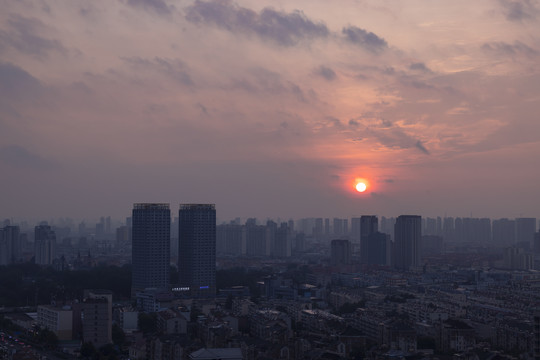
<box><xmin>1</xmin><ymin>1</ymin><xmax>540</xmax><ymax>221</ymax></box>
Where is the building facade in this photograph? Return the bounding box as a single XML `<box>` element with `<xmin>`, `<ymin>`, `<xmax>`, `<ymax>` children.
<box><xmin>35</xmin><ymin>223</ymin><xmax>56</xmax><ymax>265</ymax></box>
<box><xmin>178</xmin><ymin>204</ymin><xmax>216</xmax><ymax>298</ymax></box>
<box><xmin>132</xmin><ymin>203</ymin><xmax>171</xmax><ymax>296</ymax></box>
<box><xmin>394</xmin><ymin>215</ymin><xmax>422</xmax><ymax>271</ymax></box>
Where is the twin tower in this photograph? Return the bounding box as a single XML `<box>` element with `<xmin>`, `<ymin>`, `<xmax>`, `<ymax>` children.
<box><xmin>131</xmin><ymin>203</ymin><xmax>216</xmax><ymax>298</ymax></box>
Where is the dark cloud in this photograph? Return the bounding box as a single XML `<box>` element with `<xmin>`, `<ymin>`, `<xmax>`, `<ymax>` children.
<box><xmin>325</xmin><ymin>116</ymin><xmax>343</xmax><ymax>128</ymax></box>
<box><xmin>122</xmin><ymin>56</ymin><xmax>194</xmax><ymax>86</ymax></box>
<box><xmin>0</xmin><ymin>145</ymin><xmax>54</xmax><ymax>170</ymax></box>
<box><xmin>348</xmin><ymin>119</ymin><xmax>359</xmax><ymax>127</ymax></box>
<box><xmin>498</xmin><ymin>0</ymin><xmax>538</xmax><ymax>21</ymax></box>
<box><xmin>0</xmin><ymin>14</ymin><xmax>66</xmax><ymax>59</ymax></box>
<box><xmin>227</xmin><ymin>68</ymin><xmax>309</xmax><ymax>102</ymax></box>
<box><xmin>415</xmin><ymin>141</ymin><xmax>430</xmax><ymax>155</ymax></box>
<box><xmin>342</xmin><ymin>25</ymin><xmax>387</xmax><ymax>53</ymax></box>
<box><xmin>125</xmin><ymin>0</ymin><xmax>173</xmax><ymax>16</ymax></box>
<box><xmin>399</xmin><ymin>77</ymin><xmax>436</xmax><ymax>90</ymax></box>
<box><xmin>314</xmin><ymin>65</ymin><xmax>337</xmax><ymax>81</ymax></box>
<box><xmin>0</xmin><ymin>62</ymin><xmax>42</xmax><ymax>100</ymax></box>
<box><xmin>185</xmin><ymin>0</ymin><xmax>329</xmax><ymax>46</ymax></box>
<box><xmin>481</xmin><ymin>41</ymin><xmax>538</xmax><ymax>58</ymax></box>
<box><xmin>409</xmin><ymin>62</ymin><xmax>432</xmax><ymax>72</ymax></box>
<box><xmin>359</xmin><ymin>120</ymin><xmax>429</xmax><ymax>155</ymax></box>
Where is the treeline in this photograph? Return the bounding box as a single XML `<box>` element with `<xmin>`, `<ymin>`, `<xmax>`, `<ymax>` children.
<box><xmin>0</xmin><ymin>264</ymin><xmax>276</xmax><ymax>308</ymax></box>
<box><xmin>0</xmin><ymin>263</ymin><xmax>132</xmax><ymax>307</ymax></box>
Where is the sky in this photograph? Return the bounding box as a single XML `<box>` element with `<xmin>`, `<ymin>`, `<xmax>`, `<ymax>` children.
<box><xmin>1</xmin><ymin>0</ymin><xmax>539</xmax><ymax>222</ymax></box>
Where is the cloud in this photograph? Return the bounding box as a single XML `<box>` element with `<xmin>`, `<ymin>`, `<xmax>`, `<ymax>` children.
<box><xmin>185</xmin><ymin>0</ymin><xmax>329</xmax><ymax>46</ymax></box>
<box><xmin>357</xmin><ymin>119</ymin><xmax>430</xmax><ymax>155</ymax></box>
<box><xmin>415</xmin><ymin>141</ymin><xmax>430</xmax><ymax>155</ymax></box>
<box><xmin>342</xmin><ymin>25</ymin><xmax>387</xmax><ymax>53</ymax></box>
<box><xmin>0</xmin><ymin>145</ymin><xmax>54</xmax><ymax>170</ymax></box>
<box><xmin>314</xmin><ymin>65</ymin><xmax>337</xmax><ymax>81</ymax></box>
<box><xmin>226</xmin><ymin>67</ymin><xmax>310</xmax><ymax>102</ymax></box>
<box><xmin>481</xmin><ymin>41</ymin><xmax>538</xmax><ymax>58</ymax></box>
<box><xmin>124</xmin><ymin>0</ymin><xmax>174</xmax><ymax>16</ymax></box>
<box><xmin>121</xmin><ymin>56</ymin><xmax>194</xmax><ymax>86</ymax></box>
<box><xmin>498</xmin><ymin>0</ymin><xmax>539</xmax><ymax>21</ymax></box>
<box><xmin>0</xmin><ymin>62</ymin><xmax>42</xmax><ymax>100</ymax></box>
<box><xmin>409</xmin><ymin>62</ymin><xmax>432</xmax><ymax>73</ymax></box>
<box><xmin>0</xmin><ymin>14</ymin><xmax>66</xmax><ymax>59</ymax></box>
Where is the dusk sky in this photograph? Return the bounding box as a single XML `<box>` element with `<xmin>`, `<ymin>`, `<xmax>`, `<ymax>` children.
<box><xmin>1</xmin><ymin>0</ymin><xmax>539</xmax><ymax>222</ymax></box>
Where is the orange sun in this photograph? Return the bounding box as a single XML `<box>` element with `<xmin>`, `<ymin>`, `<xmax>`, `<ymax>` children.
<box><xmin>355</xmin><ymin>182</ymin><xmax>367</xmax><ymax>192</ymax></box>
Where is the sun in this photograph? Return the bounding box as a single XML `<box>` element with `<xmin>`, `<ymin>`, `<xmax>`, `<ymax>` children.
<box><xmin>355</xmin><ymin>182</ymin><xmax>367</xmax><ymax>193</ymax></box>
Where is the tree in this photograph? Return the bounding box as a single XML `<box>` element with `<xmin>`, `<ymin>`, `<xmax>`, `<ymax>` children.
<box><xmin>138</xmin><ymin>312</ymin><xmax>157</xmax><ymax>334</ymax></box>
<box><xmin>80</xmin><ymin>342</ymin><xmax>96</xmax><ymax>358</ymax></box>
<box><xmin>111</xmin><ymin>324</ymin><xmax>125</xmax><ymax>346</ymax></box>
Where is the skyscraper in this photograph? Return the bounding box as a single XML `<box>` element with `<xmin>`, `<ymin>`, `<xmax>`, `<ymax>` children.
<box><xmin>0</xmin><ymin>224</ymin><xmax>20</xmax><ymax>265</ymax></box>
<box><xmin>131</xmin><ymin>203</ymin><xmax>171</xmax><ymax>296</ymax></box>
<box><xmin>394</xmin><ymin>215</ymin><xmax>421</xmax><ymax>271</ymax></box>
<box><xmin>178</xmin><ymin>204</ymin><xmax>216</xmax><ymax>298</ymax></box>
<box><xmin>35</xmin><ymin>222</ymin><xmax>56</xmax><ymax>265</ymax></box>
<box><xmin>360</xmin><ymin>216</ymin><xmax>378</xmax><ymax>263</ymax></box>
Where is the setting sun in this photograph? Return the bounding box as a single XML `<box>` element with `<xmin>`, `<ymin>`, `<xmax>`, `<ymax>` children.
<box><xmin>355</xmin><ymin>182</ymin><xmax>367</xmax><ymax>192</ymax></box>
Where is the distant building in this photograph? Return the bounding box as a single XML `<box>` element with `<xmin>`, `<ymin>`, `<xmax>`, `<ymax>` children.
<box><xmin>350</xmin><ymin>217</ymin><xmax>361</xmax><ymax>247</ymax></box>
<box><xmin>245</xmin><ymin>220</ymin><xmax>268</xmax><ymax>256</ymax></box>
<box><xmin>331</xmin><ymin>239</ymin><xmax>351</xmax><ymax>266</ymax></box>
<box><xmin>0</xmin><ymin>225</ymin><xmax>20</xmax><ymax>265</ymax></box>
<box><xmin>116</xmin><ymin>225</ymin><xmax>131</xmax><ymax>247</ymax></box>
<box><xmin>131</xmin><ymin>203</ymin><xmax>171</xmax><ymax>296</ymax></box>
<box><xmin>217</xmin><ymin>223</ymin><xmax>245</xmax><ymax>255</ymax></box>
<box><xmin>364</xmin><ymin>232</ymin><xmax>391</xmax><ymax>266</ymax></box>
<box><xmin>178</xmin><ymin>204</ymin><xmax>216</xmax><ymax>298</ymax></box>
<box><xmin>35</xmin><ymin>222</ymin><xmax>56</xmax><ymax>265</ymax></box>
<box><xmin>492</xmin><ymin>218</ymin><xmax>516</xmax><ymax>247</ymax></box>
<box><xmin>360</xmin><ymin>216</ymin><xmax>378</xmax><ymax>264</ymax></box>
<box><xmin>273</xmin><ymin>222</ymin><xmax>291</xmax><ymax>257</ymax></box>
<box><xmin>394</xmin><ymin>215</ymin><xmax>421</xmax><ymax>270</ymax></box>
<box><xmin>516</xmin><ymin>218</ymin><xmax>537</xmax><ymax>247</ymax></box>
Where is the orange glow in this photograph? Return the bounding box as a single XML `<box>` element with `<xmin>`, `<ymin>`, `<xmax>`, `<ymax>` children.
<box><xmin>352</xmin><ymin>177</ymin><xmax>371</xmax><ymax>194</ymax></box>
<box><xmin>356</xmin><ymin>182</ymin><xmax>367</xmax><ymax>192</ymax></box>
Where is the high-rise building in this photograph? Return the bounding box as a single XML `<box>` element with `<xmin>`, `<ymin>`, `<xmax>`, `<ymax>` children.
<box><xmin>351</xmin><ymin>217</ymin><xmax>361</xmax><ymax>246</ymax></box>
<box><xmin>79</xmin><ymin>290</ymin><xmax>112</xmax><ymax>348</ymax></box>
<box><xmin>273</xmin><ymin>222</ymin><xmax>291</xmax><ymax>257</ymax></box>
<box><xmin>330</xmin><ymin>239</ymin><xmax>351</xmax><ymax>266</ymax></box>
<box><xmin>364</xmin><ymin>232</ymin><xmax>391</xmax><ymax>266</ymax></box>
<box><xmin>178</xmin><ymin>204</ymin><xmax>216</xmax><ymax>298</ymax></box>
<box><xmin>0</xmin><ymin>225</ymin><xmax>20</xmax><ymax>265</ymax></box>
<box><xmin>246</xmin><ymin>221</ymin><xmax>268</xmax><ymax>256</ymax></box>
<box><xmin>333</xmin><ymin>218</ymin><xmax>344</xmax><ymax>236</ymax></box>
<box><xmin>492</xmin><ymin>218</ymin><xmax>516</xmax><ymax>246</ymax></box>
<box><xmin>360</xmin><ymin>216</ymin><xmax>378</xmax><ymax>263</ymax></box>
<box><xmin>394</xmin><ymin>215</ymin><xmax>421</xmax><ymax>271</ymax></box>
<box><xmin>35</xmin><ymin>222</ymin><xmax>56</xmax><ymax>265</ymax></box>
<box><xmin>217</xmin><ymin>223</ymin><xmax>245</xmax><ymax>255</ymax></box>
<box><xmin>131</xmin><ymin>203</ymin><xmax>171</xmax><ymax>296</ymax></box>
<box><xmin>516</xmin><ymin>218</ymin><xmax>536</xmax><ymax>247</ymax></box>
